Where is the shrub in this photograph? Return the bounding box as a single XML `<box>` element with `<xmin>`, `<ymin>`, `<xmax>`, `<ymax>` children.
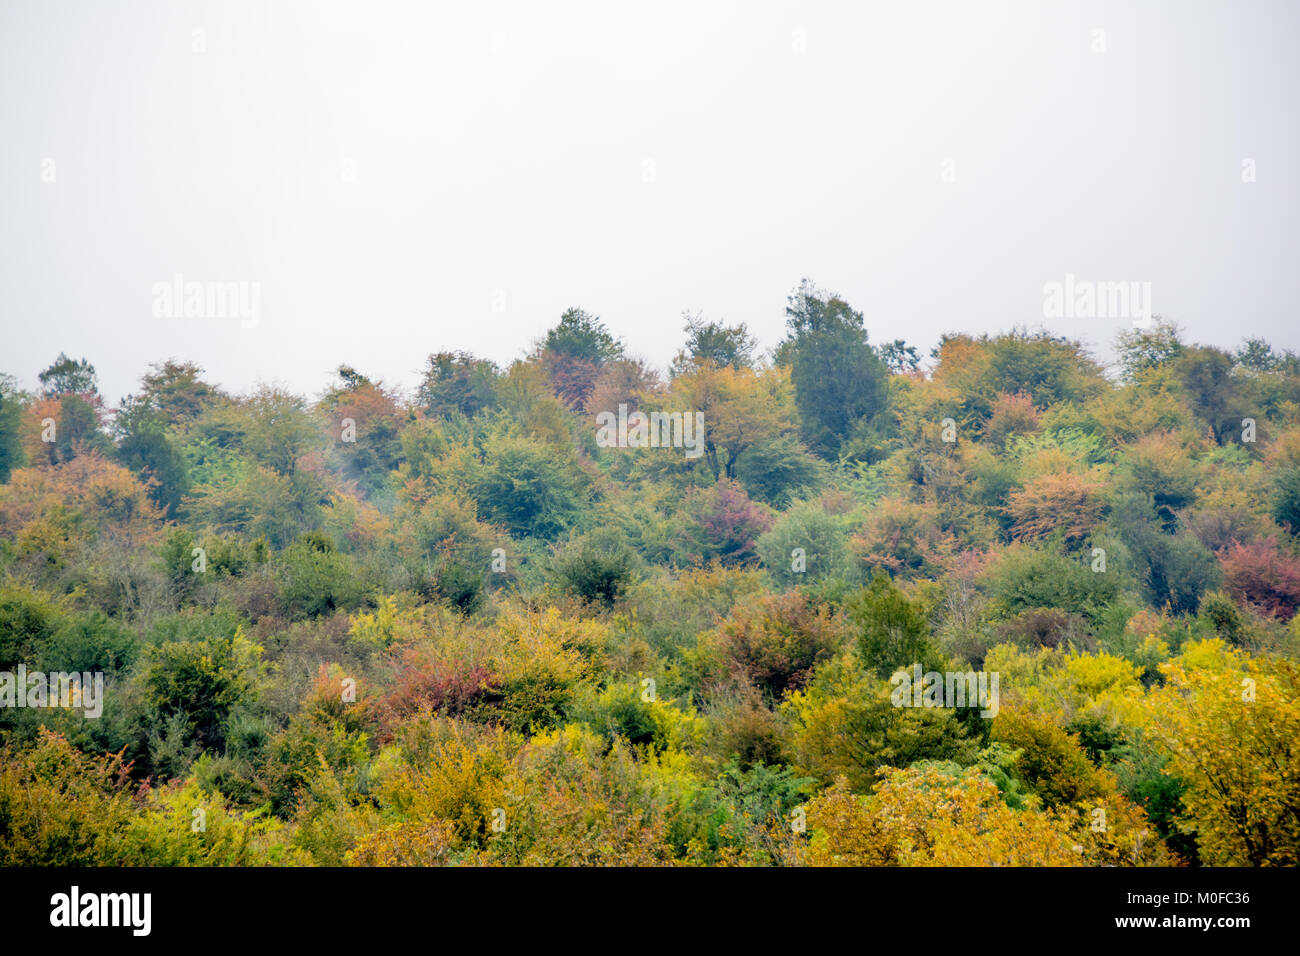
<box><xmin>849</xmin><ymin>574</ymin><xmax>946</xmax><ymax>678</ymax></box>
<box><xmin>697</xmin><ymin>591</ymin><xmax>848</xmax><ymax>699</ymax></box>
<box><xmin>985</xmin><ymin>543</ymin><xmax>1119</xmax><ymax>625</ymax></box>
<box><xmin>757</xmin><ymin>500</ymin><xmax>851</xmax><ymax>588</ymax></box>
<box><xmin>0</xmin><ymin>730</ymin><xmax>134</xmax><ymax>865</ymax></box>
<box><xmin>550</xmin><ymin>526</ymin><xmax>641</xmax><ymax>607</ymax></box>
<box><xmin>143</xmin><ymin>632</ymin><xmax>263</xmax><ymax>759</ymax></box>
<box><xmin>467</xmin><ymin>431</ymin><xmax>588</xmax><ymax>539</ymax></box>
<box><xmin>1218</xmin><ymin>538</ymin><xmax>1300</xmax><ymax>621</ymax></box>
<box><xmin>276</xmin><ymin>534</ymin><xmax>369</xmax><ymax>619</ymax></box>
<box><xmin>679</xmin><ymin>479</ymin><xmax>774</xmax><ymax>567</ymax></box>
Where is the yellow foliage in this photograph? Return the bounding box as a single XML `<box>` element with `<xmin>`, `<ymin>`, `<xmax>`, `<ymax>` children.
<box><xmin>800</xmin><ymin>768</ymin><xmax>1085</xmax><ymax>867</ymax></box>
<box><xmin>1127</xmin><ymin>641</ymin><xmax>1300</xmax><ymax>864</ymax></box>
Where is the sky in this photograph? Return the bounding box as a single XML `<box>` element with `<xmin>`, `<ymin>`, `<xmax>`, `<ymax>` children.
<box><xmin>2</xmin><ymin>0</ymin><xmax>1298</xmax><ymax>404</ymax></box>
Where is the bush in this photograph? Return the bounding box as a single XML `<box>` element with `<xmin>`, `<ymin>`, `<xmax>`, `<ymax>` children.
<box><xmin>0</xmin><ymin>730</ymin><xmax>134</xmax><ymax>865</ymax></box>
<box><xmin>37</xmin><ymin>611</ymin><xmax>137</xmax><ymax>675</ymax></box>
<box><xmin>0</xmin><ymin>585</ymin><xmax>60</xmax><ymax>670</ymax></box>
<box><xmin>1218</xmin><ymin>538</ymin><xmax>1300</xmax><ymax>621</ymax></box>
<box><xmin>757</xmin><ymin>500</ymin><xmax>851</xmax><ymax>588</ymax></box>
<box><xmin>696</xmin><ymin>591</ymin><xmax>848</xmax><ymax>699</ymax></box>
<box><xmin>678</xmin><ymin>479</ymin><xmax>773</xmax><ymax>567</ymax></box>
<box><xmin>984</xmin><ymin>543</ymin><xmax>1119</xmax><ymax>625</ymax></box>
<box><xmin>467</xmin><ymin>431</ymin><xmax>588</xmax><ymax>539</ymax></box>
<box><xmin>849</xmin><ymin>574</ymin><xmax>946</xmax><ymax>678</ymax></box>
<box><xmin>550</xmin><ymin>526</ymin><xmax>641</xmax><ymax>607</ymax></box>
<box><xmin>143</xmin><ymin>632</ymin><xmax>263</xmax><ymax>760</ymax></box>
<box><xmin>405</xmin><ymin>494</ymin><xmax>498</xmax><ymax>614</ymax></box>
<box><xmin>276</xmin><ymin>534</ymin><xmax>369</xmax><ymax>619</ymax></box>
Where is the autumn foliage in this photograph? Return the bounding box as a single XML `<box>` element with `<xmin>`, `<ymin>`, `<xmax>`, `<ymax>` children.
<box><xmin>2</xmin><ymin>307</ymin><xmax>1298</xmax><ymax>868</ymax></box>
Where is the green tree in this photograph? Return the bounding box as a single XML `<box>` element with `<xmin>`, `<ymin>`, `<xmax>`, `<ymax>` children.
<box><xmin>467</xmin><ymin>432</ymin><xmax>588</xmax><ymax>539</ymax></box>
<box><xmin>117</xmin><ymin>424</ymin><xmax>189</xmax><ymax>515</ymax></box>
<box><xmin>849</xmin><ymin>573</ymin><xmax>944</xmax><ymax>678</ymax></box>
<box><xmin>1273</xmin><ymin>460</ymin><xmax>1300</xmax><ymax>533</ymax></box>
<box><xmin>417</xmin><ymin>352</ymin><xmax>500</xmax><ymax>419</ymax></box>
<box><xmin>143</xmin><ymin>633</ymin><xmax>261</xmax><ymax>758</ymax></box>
<box><xmin>542</xmin><ymin>307</ymin><xmax>623</xmax><ymax>365</ymax></box>
<box><xmin>781</xmin><ymin>280</ymin><xmax>889</xmax><ymax>457</ymax></box>
<box><xmin>1174</xmin><ymin>345</ymin><xmax>1250</xmax><ymax>444</ymax></box>
<box><xmin>550</xmin><ymin>526</ymin><xmax>641</xmax><ymax>607</ymax></box>
<box><xmin>1236</xmin><ymin>337</ymin><xmax>1279</xmax><ymax>373</ymax></box>
<box><xmin>126</xmin><ymin>360</ymin><xmax>220</xmax><ymax>425</ymax></box>
<box><xmin>38</xmin><ymin>353</ymin><xmax>98</xmax><ymax>398</ymax></box>
<box><xmin>757</xmin><ymin>500</ymin><xmax>851</xmax><ymax>588</ymax></box>
<box><xmin>0</xmin><ymin>375</ymin><xmax>27</xmax><ymax>482</ymax></box>
<box><xmin>54</xmin><ymin>394</ymin><xmax>109</xmax><ymax>462</ymax></box>
<box><xmin>672</xmin><ymin>312</ymin><xmax>757</xmax><ymax>374</ymax></box>
<box><xmin>1112</xmin><ymin>493</ymin><xmax>1220</xmax><ymax>615</ymax></box>
<box><xmin>983</xmin><ymin>330</ymin><xmax>1097</xmax><ymax>408</ymax></box>
<box><xmin>276</xmin><ymin>533</ymin><xmax>368</xmax><ymax>619</ymax></box>
<box><xmin>1115</xmin><ymin>320</ymin><xmax>1184</xmax><ymax>382</ymax></box>
<box><xmin>985</xmin><ymin>543</ymin><xmax>1120</xmax><ymax>625</ymax></box>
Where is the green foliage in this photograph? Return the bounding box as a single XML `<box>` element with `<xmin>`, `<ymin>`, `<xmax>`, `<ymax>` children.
<box><xmin>1111</xmin><ymin>494</ymin><xmax>1220</xmax><ymax>614</ymax></box>
<box><xmin>1115</xmin><ymin>320</ymin><xmax>1184</xmax><ymax>382</ymax></box>
<box><xmin>550</xmin><ymin>526</ymin><xmax>640</xmax><ymax>607</ymax></box>
<box><xmin>732</xmin><ymin>435</ymin><xmax>825</xmax><ymax>507</ymax></box>
<box><xmin>117</xmin><ymin>424</ymin><xmax>189</xmax><ymax>515</ymax></box>
<box><xmin>418</xmin><ymin>351</ymin><xmax>500</xmax><ymax>419</ymax></box>
<box><xmin>142</xmin><ymin>632</ymin><xmax>262</xmax><ymax>759</ymax></box>
<box><xmin>783</xmin><ymin>280</ymin><xmax>889</xmax><ymax>457</ymax></box>
<box><xmin>0</xmin><ymin>379</ymin><xmax>26</xmax><ymax>483</ymax></box>
<box><xmin>991</xmin><ymin>709</ymin><xmax>1110</xmax><ymax>809</ymax></box>
<box><xmin>985</xmin><ymin>544</ymin><xmax>1120</xmax><ymax>626</ymax></box>
<box><xmin>757</xmin><ymin>500</ymin><xmax>851</xmax><ymax>588</ymax></box>
<box><xmin>0</xmin><ymin>585</ymin><xmax>60</xmax><ymax>669</ymax></box>
<box><xmin>38</xmin><ymin>611</ymin><xmax>137</xmax><ymax>675</ymax></box>
<box><xmin>849</xmin><ymin>574</ymin><xmax>945</xmax><ymax>678</ymax></box>
<box><xmin>405</xmin><ymin>494</ymin><xmax>497</xmax><ymax>613</ymax></box>
<box><xmin>38</xmin><ymin>353</ymin><xmax>98</xmax><ymax>397</ymax></box>
<box><xmin>54</xmin><ymin>394</ymin><xmax>109</xmax><ymax>462</ymax></box>
<box><xmin>276</xmin><ymin>535</ymin><xmax>369</xmax><ymax>619</ymax></box>
<box><xmin>983</xmin><ymin>331</ymin><xmax>1097</xmax><ymax>408</ymax></box>
<box><xmin>1174</xmin><ymin>346</ymin><xmax>1251</xmax><ymax>444</ymax></box>
<box><xmin>542</xmin><ymin>307</ymin><xmax>623</xmax><ymax>365</ymax></box>
<box><xmin>784</xmin><ymin>653</ymin><xmax>979</xmax><ymax>790</ymax></box>
<box><xmin>466</xmin><ymin>431</ymin><xmax>588</xmax><ymax>539</ymax></box>
<box><xmin>1273</xmin><ymin>457</ymin><xmax>1300</xmax><ymax>532</ymax></box>
<box><xmin>673</xmin><ymin>313</ymin><xmax>757</xmax><ymax>373</ymax></box>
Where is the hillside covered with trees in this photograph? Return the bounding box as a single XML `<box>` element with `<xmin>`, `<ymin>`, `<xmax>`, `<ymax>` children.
<box><xmin>3</xmin><ymin>281</ymin><xmax>1299</xmax><ymax>867</ymax></box>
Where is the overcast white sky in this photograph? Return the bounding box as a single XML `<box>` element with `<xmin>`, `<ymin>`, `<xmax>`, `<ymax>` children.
<box><xmin>2</xmin><ymin>0</ymin><xmax>1297</xmax><ymax>404</ymax></box>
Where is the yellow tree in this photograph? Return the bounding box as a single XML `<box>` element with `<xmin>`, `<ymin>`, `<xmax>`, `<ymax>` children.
<box><xmin>666</xmin><ymin>363</ymin><xmax>794</xmax><ymax>481</ymax></box>
<box><xmin>1129</xmin><ymin>640</ymin><xmax>1300</xmax><ymax>865</ymax></box>
<box><xmin>800</xmin><ymin>767</ymin><xmax>1086</xmax><ymax>867</ymax></box>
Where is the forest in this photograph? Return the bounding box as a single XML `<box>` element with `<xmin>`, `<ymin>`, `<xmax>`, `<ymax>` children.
<box><xmin>2</xmin><ymin>280</ymin><xmax>1299</xmax><ymax>867</ymax></box>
